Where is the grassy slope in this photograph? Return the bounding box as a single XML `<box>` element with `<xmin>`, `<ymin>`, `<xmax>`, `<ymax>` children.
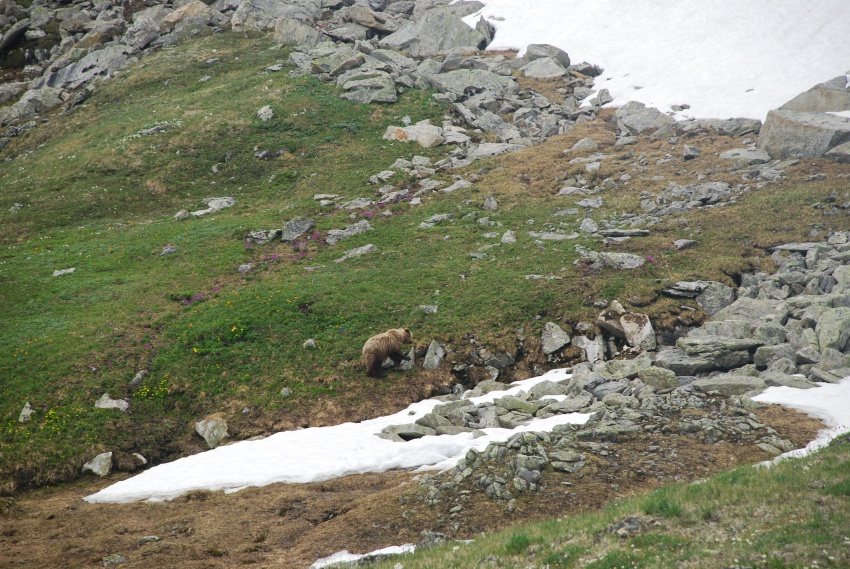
<box><xmin>1</xmin><ymin>31</ymin><xmax>849</xmax><ymax>495</ymax></box>
<box><xmin>373</xmin><ymin>436</ymin><xmax>850</xmax><ymax>569</ymax></box>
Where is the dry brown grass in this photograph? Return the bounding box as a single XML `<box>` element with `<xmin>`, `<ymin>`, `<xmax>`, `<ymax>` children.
<box><xmin>0</xmin><ymin>406</ymin><xmax>823</xmax><ymax>569</ymax></box>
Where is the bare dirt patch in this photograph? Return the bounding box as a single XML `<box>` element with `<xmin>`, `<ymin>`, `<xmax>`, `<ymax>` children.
<box><xmin>0</xmin><ymin>405</ymin><xmax>823</xmax><ymax>569</ymax></box>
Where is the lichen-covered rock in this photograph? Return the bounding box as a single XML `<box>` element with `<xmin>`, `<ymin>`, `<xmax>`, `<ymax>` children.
<box><xmin>195</xmin><ymin>416</ymin><xmax>228</xmax><ymax>449</ymax></box>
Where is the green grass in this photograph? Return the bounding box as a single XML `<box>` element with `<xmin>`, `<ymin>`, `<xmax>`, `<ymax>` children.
<box><xmin>372</xmin><ymin>436</ymin><xmax>850</xmax><ymax>569</ymax></box>
<box><xmin>1</xmin><ymin>30</ymin><xmax>849</xmax><ymax>493</ymax></box>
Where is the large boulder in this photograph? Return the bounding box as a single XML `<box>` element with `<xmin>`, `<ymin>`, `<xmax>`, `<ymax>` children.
<box><xmin>613</xmin><ymin>101</ymin><xmax>677</xmax><ymax>136</ymax></box>
<box><xmin>815</xmin><ymin>307</ymin><xmax>850</xmax><ymax>352</ymax></box>
<box><xmin>541</xmin><ymin>322</ymin><xmax>570</xmax><ymax>355</ymax></box>
<box><xmin>273</xmin><ymin>17</ymin><xmax>328</xmax><ymax>48</ymax></box>
<box><xmin>692</xmin><ymin>374</ymin><xmax>766</xmax><ymax>396</ymax></box>
<box><xmin>427</xmin><ymin>69</ymin><xmax>519</xmax><ymax>100</ymax></box>
<box><xmin>758</xmin><ymin>110</ymin><xmax>850</xmax><ymax>159</ymax></box>
<box><xmin>379</xmin><ymin>11</ymin><xmax>488</xmax><ymax>57</ymax></box>
<box><xmin>711</xmin><ymin>297</ymin><xmax>789</xmax><ymax>326</ymax></box>
<box><xmin>0</xmin><ymin>87</ymin><xmax>63</xmax><ymax>126</ymax></box>
<box><xmin>780</xmin><ymin>75</ymin><xmax>850</xmax><ymax>113</ymax></box>
<box><xmin>231</xmin><ymin>0</ymin><xmax>317</xmax><ymax>31</ymax></box>
<box><xmin>42</xmin><ymin>44</ymin><xmax>132</xmax><ymax>90</ymax></box>
<box><xmin>122</xmin><ymin>16</ymin><xmax>161</xmax><ymax>50</ymax></box>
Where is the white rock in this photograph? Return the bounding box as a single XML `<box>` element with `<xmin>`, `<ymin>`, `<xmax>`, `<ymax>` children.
<box><xmin>95</xmin><ymin>393</ymin><xmax>129</xmax><ymax>412</ymax></box>
<box><xmin>19</xmin><ymin>401</ymin><xmax>33</xmax><ymax>423</ymax></box>
<box><xmin>53</xmin><ymin>268</ymin><xmax>75</xmax><ymax>277</ymax></box>
<box><xmin>83</xmin><ymin>452</ymin><xmax>113</xmax><ymax>477</ymax></box>
<box><xmin>195</xmin><ymin>416</ymin><xmax>229</xmax><ymax>449</ymax></box>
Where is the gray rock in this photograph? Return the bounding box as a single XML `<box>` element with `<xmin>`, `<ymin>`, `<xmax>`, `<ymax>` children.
<box><xmin>655</xmin><ymin>348</ymin><xmax>715</xmax><ymax>375</ymax></box>
<box><xmin>602</xmin><ymin>392</ymin><xmax>639</xmax><ymax>408</ymax></box>
<box><xmin>95</xmin><ymin>393</ymin><xmax>129</xmax><ymax>412</ymax></box>
<box><xmin>683</xmin><ymin>145</ymin><xmax>701</xmax><ymax>160</ymax></box>
<box><xmin>543</xmin><ymin>392</ymin><xmax>594</xmax><ymax>414</ymax></box>
<box><xmin>231</xmin><ymin>0</ymin><xmax>315</xmax><ymax>31</ymax></box>
<box><xmin>718</xmin><ymin>147</ymin><xmax>771</xmax><ymax>166</ymax></box>
<box><xmin>428</xmin><ymin>69</ymin><xmax>519</xmax><ymax>101</ymax></box>
<box><xmin>190</xmin><ymin>197</ymin><xmax>236</xmax><ymax>217</ymax></box>
<box><xmin>758</xmin><ymin>110</ymin><xmax>850</xmax><ymax>159</ymax></box>
<box><xmin>467</xmin><ymin>143</ymin><xmax>526</xmax><ymax>160</ymax></box>
<box><xmin>53</xmin><ymin>268</ymin><xmax>76</xmax><ymax>277</ymax></box>
<box><xmin>613</xmin><ymin>101</ymin><xmax>677</xmax><ymax>135</ymax></box>
<box><xmin>18</xmin><ymin>402</ymin><xmax>33</xmax><ymax>423</ymax></box>
<box><xmin>384</xmin><ymin>120</ymin><xmax>444</xmax><ymax>147</ymax></box>
<box><xmin>689</xmin><ymin>320</ymin><xmax>754</xmax><ymax>339</ymax></box>
<box><xmin>379</xmin><ymin>11</ymin><xmax>487</xmax><ymax>57</ymax></box>
<box><xmin>257</xmin><ymin>105</ymin><xmax>274</xmax><ymax>121</ymax></box>
<box><xmin>43</xmin><ymin>44</ymin><xmax>132</xmax><ymax>90</ymax></box>
<box><xmin>423</xmin><ymin>340</ymin><xmax>445</xmax><ymax>370</ymax></box>
<box><xmin>572</xmin><ymin>335</ymin><xmax>605</xmax><ymax>364</ymax></box>
<box><xmin>591</xmin><ymin>381</ymin><xmax>626</xmax><ymax>400</ymax></box>
<box><xmin>195</xmin><ymin>416</ymin><xmax>228</xmax><ymax>448</ymax></box>
<box><xmin>281</xmin><ymin>217</ymin><xmax>315</xmax><ymax>242</ymax></box>
<box><xmin>692</xmin><ymin>375</ymin><xmax>766</xmax><ymax>396</ymax></box>
<box><xmin>825</xmin><ymin>140</ymin><xmax>850</xmax><ymax>163</ymax></box>
<box><xmin>340</xmin><ymin>71</ymin><xmax>397</xmax><ymax>104</ymax></box>
<box><xmin>496</xmin><ymin>396</ymin><xmax>542</xmax><ymax>415</ymax></box>
<box><xmin>760</xmin><ymin>371</ymin><xmax>817</xmax><ymax>389</ymax></box>
<box><xmin>520</xmin><ymin>56</ymin><xmax>566</xmax><ymax>79</ymax></box>
<box><xmin>621</xmin><ymin>312</ymin><xmax>656</xmax><ymax>351</ymax></box>
<box><xmin>382</xmin><ymin>423</ymin><xmax>436</xmax><ymax>441</ymax></box>
<box><xmin>483</xmin><ymin>196</ymin><xmax>498</xmax><ymax>211</ymax></box>
<box><xmin>311</xmin><ymin>45</ymin><xmax>365</xmax><ymax>77</ymax></box>
<box><xmin>677</xmin><ymin>335</ymin><xmax>761</xmax><ymax>355</ymax></box>
<box><xmin>0</xmin><ymin>87</ymin><xmax>63</xmax><ymax>126</ymax></box>
<box><xmin>815</xmin><ymin>307</ymin><xmax>850</xmax><ymax>352</ymax></box>
<box><xmin>272</xmin><ymin>17</ymin><xmax>326</xmax><ymax>48</ymax></box>
<box><xmin>808</xmin><ymin>367</ymin><xmax>842</xmax><ymax>384</ymax></box>
<box><xmin>237</xmin><ymin>264</ymin><xmax>252</xmax><ymax>274</ymax></box>
<box><xmin>571</xmin><ymin>137</ymin><xmax>598</xmax><ymax>151</ymax></box>
<box><xmin>83</xmin><ymin>452</ymin><xmax>113</xmax><ymax>477</ymax></box>
<box><xmin>501</xmin><ymin>230</ymin><xmax>516</xmax><ymax>244</ymax></box>
<box><xmin>780</xmin><ymin>75</ymin><xmax>850</xmax><ymax>113</ymax></box>
<box><xmin>637</xmin><ymin>367</ymin><xmax>678</xmax><ymax>390</ymax></box>
<box><xmin>541</xmin><ymin>322</ymin><xmax>570</xmax><ymax>355</ymax></box>
<box><xmin>122</xmin><ymin>16</ymin><xmax>161</xmax><ymax>50</ymax></box>
<box><xmin>529</xmin><ymin>380</ymin><xmax>569</xmax><ymax>400</ymax></box>
<box><xmin>244</xmin><ymin>229</ymin><xmax>282</xmax><ymax>244</ymax></box>
<box><xmin>711</xmin><ymin>297</ymin><xmax>789</xmax><ymax>326</ymax></box>
<box><xmin>334</xmin><ymin>243</ymin><xmax>377</xmax><ymax>263</ymax></box>
<box><xmin>696</xmin><ymin>282</ymin><xmax>736</xmax><ymax>316</ymax></box>
<box><xmin>524</xmin><ymin>44</ymin><xmax>570</xmax><ymax>68</ymax></box>
<box><xmin>326</xmin><ymin>220</ymin><xmax>373</xmax><ymax>246</ymax></box>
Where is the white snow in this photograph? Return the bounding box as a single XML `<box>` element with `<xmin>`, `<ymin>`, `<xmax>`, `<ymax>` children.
<box><xmin>310</xmin><ymin>544</ymin><xmax>415</xmax><ymax>569</ymax></box>
<box><xmin>464</xmin><ymin>0</ymin><xmax>850</xmax><ymax>120</ymax></box>
<box><xmin>753</xmin><ymin>378</ymin><xmax>850</xmax><ymax>463</ymax></box>
<box><xmin>84</xmin><ymin>369</ymin><xmax>589</xmax><ymax>503</ymax></box>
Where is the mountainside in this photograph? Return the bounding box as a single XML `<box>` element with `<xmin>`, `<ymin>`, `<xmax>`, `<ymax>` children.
<box><xmin>1</xmin><ymin>1</ymin><xmax>850</xmax><ymax>568</ymax></box>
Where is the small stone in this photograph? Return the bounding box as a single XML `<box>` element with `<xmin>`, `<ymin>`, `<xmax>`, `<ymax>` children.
<box><xmin>257</xmin><ymin>105</ymin><xmax>274</xmax><ymax>121</ymax></box>
<box><xmin>138</xmin><ymin>536</ymin><xmax>160</xmax><ymax>545</ymax></box>
<box><xmin>281</xmin><ymin>387</ymin><xmax>292</xmax><ymax>397</ymax></box>
<box><xmin>160</xmin><ymin>244</ymin><xmax>177</xmax><ymax>255</ymax></box>
<box><xmin>173</xmin><ymin>209</ymin><xmax>190</xmax><ymax>221</ymax></box>
<box><xmin>238</xmin><ymin>264</ymin><xmax>252</xmax><ymax>273</ymax></box>
<box><xmin>303</xmin><ymin>339</ymin><xmax>317</xmax><ymax>349</ymax></box>
<box><xmin>101</xmin><ymin>553</ymin><xmax>126</xmax><ymax>566</ymax></box>
<box><xmin>18</xmin><ymin>402</ymin><xmax>33</xmax><ymax>423</ymax></box>
<box><xmin>52</xmin><ymin>268</ymin><xmax>76</xmax><ymax>277</ymax></box>
<box><xmin>483</xmin><ymin>196</ymin><xmax>498</xmax><ymax>211</ymax></box>
<box><xmin>683</xmin><ymin>145</ymin><xmax>701</xmax><ymax>160</ymax></box>
<box><xmin>95</xmin><ymin>393</ymin><xmax>129</xmax><ymax>412</ymax></box>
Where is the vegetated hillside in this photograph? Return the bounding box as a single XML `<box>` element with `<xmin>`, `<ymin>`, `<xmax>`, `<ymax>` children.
<box><xmin>0</xmin><ymin>31</ymin><xmax>847</xmax><ymax>496</ymax></box>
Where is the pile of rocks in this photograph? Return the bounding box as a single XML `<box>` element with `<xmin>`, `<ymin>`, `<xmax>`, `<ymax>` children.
<box><xmin>370</xmin><ymin>231</ymin><xmax>850</xmax><ymax>505</ymax></box>
<box><xmin>415</xmin><ymin>376</ymin><xmax>796</xmax><ymax>509</ymax></box>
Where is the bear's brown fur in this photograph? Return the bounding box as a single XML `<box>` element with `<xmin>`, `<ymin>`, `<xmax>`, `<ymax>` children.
<box><xmin>361</xmin><ymin>328</ymin><xmax>412</xmax><ymax>378</ymax></box>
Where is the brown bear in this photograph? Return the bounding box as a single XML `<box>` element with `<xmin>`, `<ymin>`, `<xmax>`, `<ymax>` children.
<box><xmin>362</xmin><ymin>328</ymin><xmax>412</xmax><ymax>378</ymax></box>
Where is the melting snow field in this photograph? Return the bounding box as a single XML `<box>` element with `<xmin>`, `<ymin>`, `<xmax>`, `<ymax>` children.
<box><xmin>464</xmin><ymin>0</ymin><xmax>850</xmax><ymax>120</ymax></box>
<box><xmin>85</xmin><ymin>370</ymin><xmax>590</xmax><ymax>503</ymax></box>
<box><xmin>753</xmin><ymin>378</ymin><xmax>850</xmax><ymax>463</ymax></box>
<box><xmin>85</xmin><ymin>368</ymin><xmax>850</xmax><ymax>505</ymax></box>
